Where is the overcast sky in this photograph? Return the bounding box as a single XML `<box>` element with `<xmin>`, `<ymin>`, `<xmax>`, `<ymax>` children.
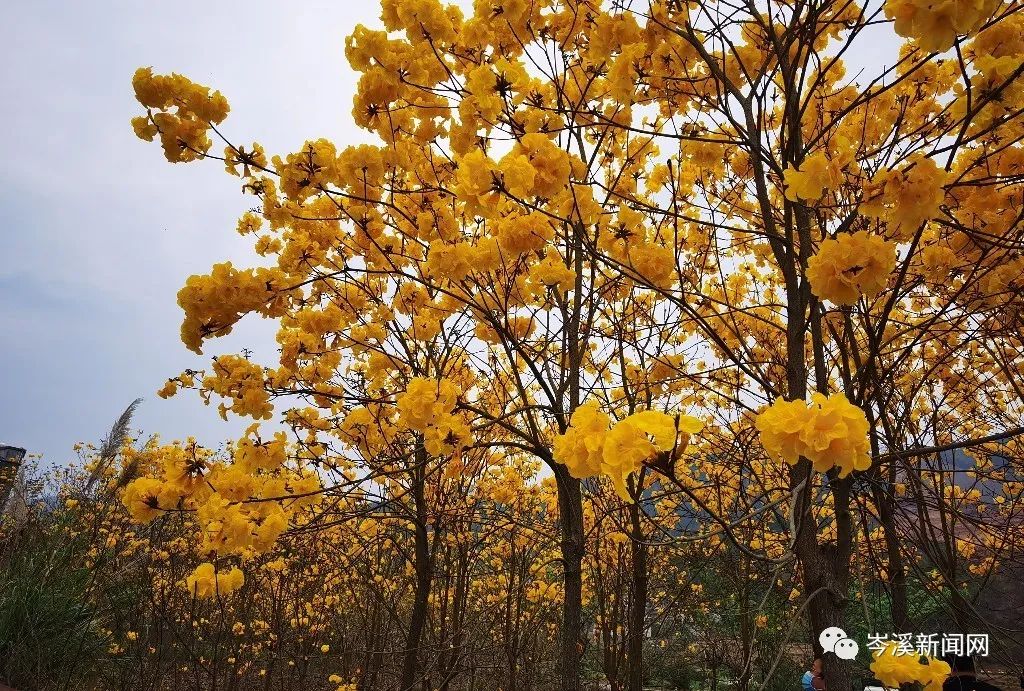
<box><xmin>0</xmin><ymin>1</ymin><xmax>897</xmax><ymax>469</ymax></box>
<box><xmin>0</xmin><ymin>0</ymin><xmax>386</xmax><ymax>466</ymax></box>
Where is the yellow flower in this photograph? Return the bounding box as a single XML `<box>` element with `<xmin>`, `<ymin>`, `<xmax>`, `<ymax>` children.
<box><xmin>494</xmin><ymin>213</ymin><xmax>553</xmax><ymax>257</ymax></box>
<box><xmin>396</xmin><ymin>376</ymin><xmax>459</xmax><ymax>432</ymax></box>
<box><xmin>157</xmin><ymin>379</ymin><xmax>178</xmax><ymax>398</ymax></box>
<box><xmin>184</xmin><ymin>563</ymin><xmax>245</xmax><ymax>599</ymax></box>
<box><xmin>130</xmin><ymin>68</ymin><xmax>230</xmax><ymax>163</ymax></box>
<box><xmin>454</xmin><ymin>149</ymin><xmax>498</xmax><ymax>215</ymax></box>
<box><xmin>554</xmin><ymin>405</ymin><xmax>702</xmax><ymax>501</ymax></box>
<box><xmin>918</xmin><ymin>658</ymin><xmax>952</xmax><ymax>690</ymax></box>
<box><xmin>121</xmin><ymin>477</ymin><xmax>164</xmax><ymax>523</ymax></box>
<box><xmin>628</xmin><ymin>243</ymin><xmax>677</xmax><ymax>288</ymax></box>
<box><xmin>800</xmin><ymin>393</ymin><xmax>872</xmax><ymax>476</ymax></box>
<box><xmin>921</xmin><ymin>243</ymin><xmax>958</xmax><ymax>276</ymax></box>
<box><xmin>884</xmin><ymin>0</ymin><xmax>1000</xmax><ymax>52</ymax></box>
<box><xmin>753</xmin><ymin>399</ymin><xmax>810</xmax><ymax>464</ymax></box>
<box><xmin>208</xmin><ymin>355</ymin><xmax>273</xmax><ymax>419</ymax></box>
<box><xmin>861</xmin><ymin>155</ymin><xmax>947</xmax><ymax>240</ymax></box>
<box><xmin>755</xmin><ymin>393</ymin><xmax>871</xmax><ymax>477</ymax></box>
<box><xmin>806</xmin><ymin>231</ymin><xmax>896</xmax><ymax>306</ymax></box>
<box><xmin>210</xmin><ymin>464</ymin><xmax>257</xmax><ymax>503</ymax></box>
<box><xmin>602</xmin><ymin>420</ymin><xmax>659</xmax><ymax>500</ymax></box>
<box><xmin>783</xmin><ymin>139</ymin><xmax>857</xmax><ymax>202</ymax></box>
<box><xmin>510</xmin><ymin>133</ymin><xmax>571</xmax><ymax>199</ymax></box>
<box><xmin>425</xmin><ymin>241</ymin><xmax>476</xmax><ymax>282</ymax></box>
<box><xmin>553</xmin><ymin>401</ymin><xmax>611</xmax><ymax>479</ymax></box>
<box><xmin>529</xmin><ymin>254</ymin><xmax>576</xmax><ymax>292</ymax></box>
<box><xmin>423</xmin><ymin>414</ymin><xmax>471</xmax><ymax>457</ymax></box>
<box><xmin>498</xmin><ymin>153</ymin><xmax>537</xmax><ymax>198</ymax></box>
<box><xmin>870</xmin><ymin>643</ymin><xmax>922</xmax><ymax>688</ymax></box>
<box><xmin>869</xmin><ymin>642</ymin><xmax>951</xmax><ymax>690</ymax></box>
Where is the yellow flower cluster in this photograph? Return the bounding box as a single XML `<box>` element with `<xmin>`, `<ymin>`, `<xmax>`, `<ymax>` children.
<box><xmin>508</xmin><ymin>133</ymin><xmax>572</xmax><ymax>200</ymax></box>
<box><xmin>755</xmin><ymin>393</ymin><xmax>872</xmax><ymax>477</ymax></box>
<box><xmin>628</xmin><ymin>243</ymin><xmax>678</xmax><ymax>289</ymax></box>
<box><xmin>424</xmin><ymin>241</ymin><xmax>477</xmax><ymax>282</ymax></box>
<box><xmin>196</xmin><ymin>492</ymin><xmax>290</xmax><ymax>555</ymax></box>
<box><xmin>224</xmin><ymin>142</ymin><xmax>267</xmax><ymax>178</ymax></box>
<box><xmin>339</xmin><ymin>405</ymin><xmax>392</xmax><ymax>459</ymax></box>
<box><xmin>494</xmin><ymin>213</ymin><xmax>554</xmax><ymax>257</ymax></box>
<box><xmin>885</xmin><ymin>0</ymin><xmax>1001</xmax><ymax>52</ymax></box>
<box><xmin>869</xmin><ymin>642</ymin><xmax>952</xmax><ymax>690</ymax></box>
<box><xmin>234</xmin><ymin>427</ymin><xmax>289</xmax><ymax>472</ymax></box>
<box><xmin>273</xmin><ymin>139</ymin><xmax>341</xmax><ymax>202</ymax></box>
<box><xmin>120</xmin><ymin>429</ymin><xmax>324</xmax><ymax>605</ymax></box>
<box><xmin>395</xmin><ymin>377</ymin><xmax>471</xmax><ymax>457</ymax></box>
<box><xmin>861</xmin><ymin>155</ymin><xmax>947</xmax><ymax>240</ymax></box>
<box><xmin>553</xmin><ymin>402</ymin><xmax>703</xmax><ymax>501</ymax></box>
<box><xmin>130</xmin><ymin>68</ymin><xmax>230</xmax><ymax>163</ymax></box>
<box><xmin>979</xmin><ymin>255</ymin><xmax>1024</xmax><ymax>306</ymax></box>
<box><xmin>396</xmin><ymin>376</ymin><xmax>458</xmax><ymax>430</ymax></box>
<box><xmin>529</xmin><ymin>254</ymin><xmax>577</xmax><ymax>292</ymax></box>
<box><xmin>121</xmin><ymin>476</ymin><xmax>167</xmax><ymax>523</ymax></box>
<box><xmin>177</xmin><ymin>262</ymin><xmax>290</xmax><ymax>354</ymax></box>
<box><xmin>120</xmin><ymin>441</ymin><xmax>219</xmax><ymax>522</ymax></box>
<box><xmin>185</xmin><ymin>562</ymin><xmax>245</xmax><ymax>599</ymax></box>
<box><xmin>783</xmin><ymin>138</ymin><xmax>858</xmax><ymax>202</ymax></box>
<box><xmin>454</xmin><ymin>149</ymin><xmax>499</xmax><ymax>216</ymax></box>
<box><xmin>121</xmin><ymin>441</ymin><xmax>300</xmax><ymax>535</ymax></box>
<box><xmin>806</xmin><ymin>231</ymin><xmax>897</xmax><ymax>306</ymax></box>
<box><xmin>553</xmin><ymin>402</ymin><xmax>612</xmax><ymax>479</ymax></box>
<box><xmin>201</xmin><ymin>355</ymin><xmax>274</xmax><ymax>420</ymax></box>
<box><xmin>453</xmin><ymin>134</ymin><xmax>571</xmax><ymax>216</ymax></box>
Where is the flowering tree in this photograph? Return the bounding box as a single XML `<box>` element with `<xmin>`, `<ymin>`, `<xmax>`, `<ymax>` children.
<box><xmin>126</xmin><ymin>0</ymin><xmax>1024</xmax><ymax>688</ymax></box>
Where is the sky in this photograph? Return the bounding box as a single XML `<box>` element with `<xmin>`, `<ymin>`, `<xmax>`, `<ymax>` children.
<box><xmin>0</xmin><ymin>0</ymin><xmax>385</xmax><ymax>466</ymax></box>
<box><xmin>0</xmin><ymin>1</ymin><xmax>898</xmax><ymax>469</ymax></box>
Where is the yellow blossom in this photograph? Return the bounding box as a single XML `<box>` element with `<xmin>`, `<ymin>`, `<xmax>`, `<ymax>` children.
<box><xmin>184</xmin><ymin>563</ymin><xmax>245</xmax><ymax>599</ymax></box>
<box><xmin>756</xmin><ymin>393</ymin><xmax>871</xmax><ymax>476</ymax></box>
<box><xmin>806</xmin><ymin>231</ymin><xmax>897</xmax><ymax>305</ymax></box>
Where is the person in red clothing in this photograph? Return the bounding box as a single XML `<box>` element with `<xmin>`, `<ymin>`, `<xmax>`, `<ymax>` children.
<box><xmin>941</xmin><ymin>655</ymin><xmax>1003</xmax><ymax>691</ymax></box>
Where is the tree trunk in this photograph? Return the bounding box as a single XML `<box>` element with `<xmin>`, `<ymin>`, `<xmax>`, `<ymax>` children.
<box><xmin>791</xmin><ymin>464</ymin><xmax>856</xmax><ymax>691</ymax></box>
<box><xmin>400</xmin><ymin>456</ymin><xmax>433</xmax><ymax>691</ymax></box>
<box><xmin>783</xmin><ymin>269</ymin><xmax>856</xmax><ymax>690</ymax></box>
<box><xmin>874</xmin><ymin>478</ymin><xmax>910</xmax><ymax>631</ymax></box>
<box><xmin>626</xmin><ymin>501</ymin><xmax>648</xmax><ymax>691</ymax></box>
<box><xmin>360</xmin><ymin>599</ymin><xmax>382</xmax><ymax>690</ymax></box>
<box><xmin>555</xmin><ymin>466</ymin><xmax>585</xmax><ymax>691</ymax></box>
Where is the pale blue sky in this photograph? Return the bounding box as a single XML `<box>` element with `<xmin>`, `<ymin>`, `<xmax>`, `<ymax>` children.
<box><xmin>0</xmin><ymin>0</ymin><xmax>382</xmax><ymax>464</ymax></box>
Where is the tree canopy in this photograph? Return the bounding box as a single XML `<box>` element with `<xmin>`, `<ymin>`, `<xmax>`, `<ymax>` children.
<box><xmin>116</xmin><ymin>0</ymin><xmax>1024</xmax><ymax>688</ymax></box>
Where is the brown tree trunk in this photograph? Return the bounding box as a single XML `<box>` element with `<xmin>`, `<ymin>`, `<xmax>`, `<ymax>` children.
<box><xmin>400</xmin><ymin>456</ymin><xmax>434</xmax><ymax>691</ymax></box>
<box><xmin>785</xmin><ymin>283</ymin><xmax>856</xmax><ymax>690</ymax></box>
<box><xmin>874</xmin><ymin>478</ymin><xmax>910</xmax><ymax>631</ymax></box>
<box><xmin>626</xmin><ymin>501</ymin><xmax>648</xmax><ymax>691</ymax></box>
<box><xmin>791</xmin><ymin>463</ymin><xmax>856</xmax><ymax>690</ymax></box>
<box><xmin>438</xmin><ymin>547</ymin><xmax>468</xmax><ymax>691</ymax></box>
<box><xmin>360</xmin><ymin>599</ymin><xmax>383</xmax><ymax>690</ymax></box>
<box><xmin>555</xmin><ymin>466</ymin><xmax>585</xmax><ymax>691</ymax></box>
